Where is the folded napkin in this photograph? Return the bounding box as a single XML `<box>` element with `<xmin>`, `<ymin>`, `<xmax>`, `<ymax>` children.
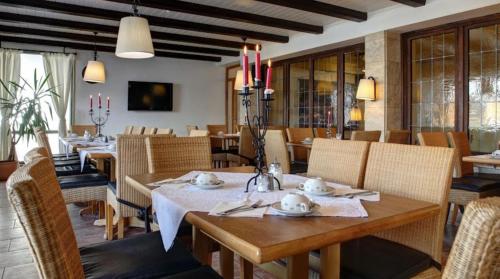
<box><xmin>209</xmin><ymin>200</ymin><xmax>267</xmax><ymax>218</ymax></box>
<box><xmin>312</xmin><ymin>198</ymin><xmax>368</xmax><ymax>217</ymax></box>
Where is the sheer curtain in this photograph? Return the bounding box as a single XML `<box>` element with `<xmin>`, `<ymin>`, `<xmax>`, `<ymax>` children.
<box><xmin>0</xmin><ymin>49</ymin><xmax>21</xmax><ymax>160</ymax></box>
<box><xmin>42</xmin><ymin>53</ymin><xmax>75</xmax><ymax>138</ymax></box>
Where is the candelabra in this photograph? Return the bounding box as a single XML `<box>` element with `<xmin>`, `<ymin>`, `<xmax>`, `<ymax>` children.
<box><xmin>89</xmin><ymin>106</ymin><xmax>110</xmax><ymax>137</ymax></box>
<box><xmin>241</xmin><ymin>80</ymin><xmax>282</xmax><ymax>192</ymax></box>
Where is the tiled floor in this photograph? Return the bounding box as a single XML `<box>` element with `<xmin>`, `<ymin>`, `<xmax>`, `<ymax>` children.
<box><xmin>0</xmin><ymin>182</ymin><xmax>458</xmax><ymax>279</ymax></box>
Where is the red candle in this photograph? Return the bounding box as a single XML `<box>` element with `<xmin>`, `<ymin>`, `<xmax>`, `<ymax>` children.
<box><xmin>255</xmin><ymin>44</ymin><xmax>261</xmax><ymax>81</ymax></box>
<box><xmin>107</xmin><ymin>97</ymin><xmax>110</xmax><ymax>110</ymax></box>
<box><xmin>327</xmin><ymin>110</ymin><xmax>332</xmax><ymax>126</ymax></box>
<box><xmin>242</xmin><ymin>46</ymin><xmax>249</xmax><ymax>86</ymax></box>
<box><xmin>90</xmin><ymin>95</ymin><xmax>93</xmax><ymax>109</ymax></box>
<box><xmin>265</xmin><ymin>59</ymin><xmax>272</xmax><ymax>89</ymax></box>
<box><xmin>98</xmin><ymin>93</ymin><xmax>102</xmax><ymax>108</ymax></box>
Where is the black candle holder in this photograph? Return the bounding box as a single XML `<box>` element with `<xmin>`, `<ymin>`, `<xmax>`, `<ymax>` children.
<box><xmin>89</xmin><ymin>106</ymin><xmax>110</xmax><ymax>137</ymax></box>
<box><xmin>240</xmin><ymin>79</ymin><xmax>282</xmax><ymax>192</ymax></box>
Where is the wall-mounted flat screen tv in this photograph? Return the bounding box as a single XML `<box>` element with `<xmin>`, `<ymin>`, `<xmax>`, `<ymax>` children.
<box><xmin>128</xmin><ymin>81</ymin><xmax>173</xmax><ymax>111</ymax></box>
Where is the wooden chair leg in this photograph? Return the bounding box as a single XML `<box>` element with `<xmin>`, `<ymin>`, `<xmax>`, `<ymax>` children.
<box><xmin>239</xmin><ymin>257</ymin><xmax>253</xmax><ymax>279</ymax></box>
<box><xmin>219</xmin><ymin>246</ymin><xmax>234</xmax><ymax>279</ymax></box>
<box><xmin>117</xmin><ymin>217</ymin><xmax>125</xmax><ymax>239</ymax></box>
<box><xmin>98</xmin><ymin>201</ymin><xmax>105</xmax><ymax>219</ymax></box>
<box><xmin>105</xmin><ymin>203</ymin><xmax>114</xmax><ymax>240</ymax></box>
<box><xmin>450</xmin><ymin>203</ymin><xmax>459</xmax><ymax>226</ymax></box>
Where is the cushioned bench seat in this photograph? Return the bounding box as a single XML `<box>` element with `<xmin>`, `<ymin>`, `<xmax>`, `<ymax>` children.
<box><xmin>53</xmin><ymin>158</ymin><xmax>82</xmax><ymax>167</ymax></box>
<box><xmin>163</xmin><ymin>266</ymin><xmax>222</xmax><ymax>279</ymax></box>
<box><xmin>81</xmin><ymin>231</ymin><xmax>202</xmax><ymax>279</ymax></box>
<box><xmin>55</xmin><ymin>164</ymin><xmax>98</xmax><ymax>177</ymax></box>
<box><xmin>58</xmin><ymin>173</ymin><xmax>109</xmax><ymax>189</ymax></box>
<box><xmin>339</xmin><ymin>236</ymin><xmax>432</xmax><ymax>279</ymax></box>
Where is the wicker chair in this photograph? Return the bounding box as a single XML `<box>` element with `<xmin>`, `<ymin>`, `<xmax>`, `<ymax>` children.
<box><xmin>189</xmin><ymin>130</ymin><xmax>209</xmax><ymax>137</ymax></box>
<box><xmin>314</xmin><ymin>127</ymin><xmax>337</xmax><ymax>138</ymax></box>
<box><xmin>143</xmin><ymin>127</ymin><xmax>158</xmax><ymax>135</ymax></box>
<box><xmin>307</xmin><ymin>139</ymin><xmax>370</xmax><ymax>188</ymax></box>
<box><xmin>145</xmin><ymin>136</ymin><xmax>212</xmax><ymax>174</ymax></box>
<box><xmin>386</xmin><ymin>129</ymin><xmax>411</xmax><ymax>144</ymax></box>
<box><xmin>124</xmin><ymin>126</ymin><xmax>133</xmax><ymax>134</ymax></box>
<box><xmin>34</xmin><ymin>128</ymin><xmax>78</xmax><ymax>160</ymax></box>
<box><xmin>156</xmin><ymin>128</ymin><xmax>173</xmax><ymax>135</ymax></box>
<box><xmin>418</xmin><ymin>132</ymin><xmax>500</xmax><ymax>225</ymax></box>
<box><xmin>106</xmin><ymin>134</ymin><xmax>175</xmax><ymax>239</ymax></box>
<box><xmin>207</xmin><ymin>124</ymin><xmax>227</xmax><ymax>151</ymax></box>
<box><xmin>337</xmin><ymin>143</ymin><xmax>455</xmax><ymax>278</ymax></box>
<box><xmin>286</xmin><ymin>127</ymin><xmax>314</xmax><ymax>162</ymax></box>
<box><xmin>70</xmin><ymin>124</ymin><xmax>96</xmax><ymax>136</ymax></box>
<box><xmin>227</xmin><ymin>126</ymin><xmax>255</xmax><ymax>166</ymax></box>
<box><xmin>264</xmin><ymin>130</ymin><xmax>291</xmax><ymax>174</ymax></box>
<box><xmin>131</xmin><ymin>126</ymin><xmax>145</xmax><ymax>135</ymax></box>
<box><xmin>6</xmin><ymin>157</ymin><xmax>221</xmax><ymax>279</ymax></box>
<box><xmin>350</xmin><ymin>130</ymin><xmax>381</xmax><ymax>142</ymax></box>
<box><xmin>186</xmin><ymin>125</ymin><xmax>198</xmax><ymax>135</ymax></box>
<box><xmin>24</xmin><ymin>147</ymin><xmax>107</xmax><ymax>205</ymax></box>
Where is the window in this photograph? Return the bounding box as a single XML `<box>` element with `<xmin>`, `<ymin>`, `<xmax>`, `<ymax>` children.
<box><xmin>15</xmin><ymin>53</ymin><xmax>68</xmax><ymax>160</ymax></box>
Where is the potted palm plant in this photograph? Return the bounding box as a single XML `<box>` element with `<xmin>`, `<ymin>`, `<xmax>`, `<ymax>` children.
<box><xmin>0</xmin><ymin>70</ymin><xmax>57</xmax><ymax>180</ymax></box>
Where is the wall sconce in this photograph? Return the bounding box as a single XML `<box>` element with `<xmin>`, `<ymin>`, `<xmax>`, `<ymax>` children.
<box><xmin>234</xmin><ymin>70</ymin><xmax>254</xmax><ymax>91</ymax></box>
<box><xmin>349</xmin><ymin>105</ymin><xmax>363</xmax><ymax>122</ymax></box>
<box><xmin>356</xmin><ymin>76</ymin><xmax>376</xmax><ymax>101</ymax></box>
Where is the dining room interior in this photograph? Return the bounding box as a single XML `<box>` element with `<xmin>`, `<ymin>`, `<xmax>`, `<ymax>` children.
<box><xmin>0</xmin><ymin>0</ymin><xmax>499</xmax><ymax>279</ymax></box>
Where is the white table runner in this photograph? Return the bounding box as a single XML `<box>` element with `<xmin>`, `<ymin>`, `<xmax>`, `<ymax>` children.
<box><xmin>78</xmin><ymin>148</ymin><xmax>117</xmax><ymax>171</ymax></box>
<box><xmin>152</xmin><ymin>171</ymin><xmax>372</xmax><ymax>251</ymax></box>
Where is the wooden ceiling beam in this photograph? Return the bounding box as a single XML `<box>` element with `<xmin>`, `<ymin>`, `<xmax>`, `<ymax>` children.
<box><xmin>254</xmin><ymin>0</ymin><xmax>367</xmax><ymax>22</ymax></box>
<box><xmin>0</xmin><ymin>25</ymin><xmax>240</xmax><ymax>56</ymax></box>
<box><xmin>0</xmin><ymin>0</ymin><xmax>288</xmax><ymax>42</ymax></box>
<box><xmin>390</xmin><ymin>0</ymin><xmax>426</xmax><ymax>7</ymax></box>
<box><xmin>0</xmin><ymin>12</ymin><xmax>255</xmax><ymax>49</ymax></box>
<box><xmin>105</xmin><ymin>0</ymin><xmax>323</xmax><ymax>34</ymax></box>
<box><xmin>0</xmin><ymin>35</ymin><xmax>222</xmax><ymax>62</ymax></box>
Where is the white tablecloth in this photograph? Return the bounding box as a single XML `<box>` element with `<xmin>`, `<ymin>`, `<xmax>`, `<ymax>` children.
<box><xmin>78</xmin><ymin>148</ymin><xmax>117</xmax><ymax>171</ymax></box>
<box><xmin>152</xmin><ymin>171</ymin><xmax>373</xmax><ymax>251</ymax></box>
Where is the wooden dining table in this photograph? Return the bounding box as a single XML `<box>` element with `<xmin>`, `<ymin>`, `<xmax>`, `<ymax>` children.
<box><xmin>126</xmin><ymin>168</ymin><xmax>440</xmax><ymax>279</ymax></box>
<box><xmin>286</xmin><ymin>142</ymin><xmax>312</xmax><ymax>161</ymax></box>
<box><xmin>462</xmin><ymin>154</ymin><xmax>500</xmax><ymax>167</ymax></box>
<box><xmin>210</xmin><ymin>134</ymin><xmax>240</xmax><ymax>150</ymax></box>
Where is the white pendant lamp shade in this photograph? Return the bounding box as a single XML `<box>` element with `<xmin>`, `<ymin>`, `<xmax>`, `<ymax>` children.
<box><xmin>115</xmin><ymin>16</ymin><xmax>154</xmax><ymax>59</ymax></box>
<box><xmin>84</xmin><ymin>60</ymin><xmax>106</xmax><ymax>83</ymax></box>
<box><xmin>356</xmin><ymin>77</ymin><xmax>376</xmax><ymax>101</ymax></box>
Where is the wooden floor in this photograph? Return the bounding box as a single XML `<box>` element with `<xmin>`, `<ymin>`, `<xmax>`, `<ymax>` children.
<box><xmin>0</xmin><ymin>182</ymin><xmax>457</xmax><ymax>279</ymax></box>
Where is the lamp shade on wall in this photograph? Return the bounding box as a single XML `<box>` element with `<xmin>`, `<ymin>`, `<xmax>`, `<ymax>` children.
<box><xmin>234</xmin><ymin>70</ymin><xmax>254</xmax><ymax>91</ymax></box>
<box><xmin>356</xmin><ymin>77</ymin><xmax>376</xmax><ymax>101</ymax></box>
<box><xmin>115</xmin><ymin>16</ymin><xmax>154</xmax><ymax>59</ymax></box>
<box><xmin>83</xmin><ymin>60</ymin><xmax>106</xmax><ymax>83</ymax></box>
<box><xmin>349</xmin><ymin>106</ymin><xmax>363</xmax><ymax>121</ymax></box>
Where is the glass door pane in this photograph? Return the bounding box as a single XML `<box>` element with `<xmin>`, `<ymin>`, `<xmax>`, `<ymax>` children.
<box><xmin>468</xmin><ymin>24</ymin><xmax>500</xmax><ymax>152</ymax></box>
<box><xmin>289</xmin><ymin>61</ymin><xmax>310</xmax><ymax>127</ymax></box>
<box><xmin>269</xmin><ymin>65</ymin><xmax>284</xmax><ymax>126</ymax></box>
<box><xmin>410</xmin><ymin>32</ymin><xmax>456</xmax><ymax>143</ymax></box>
<box><xmin>313</xmin><ymin>55</ymin><xmax>337</xmax><ymax>128</ymax></box>
<box><xmin>344</xmin><ymin>51</ymin><xmax>365</xmax><ymax>130</ymax></box>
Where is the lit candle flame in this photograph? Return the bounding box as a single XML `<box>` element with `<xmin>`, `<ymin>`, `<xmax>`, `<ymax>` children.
<box><xmin>243</xmin><ymin>46</ymin><xmax>247</xmax><ymax>55</ymax></box>
<box><xmin>268</xmin><ymin>59</ymin><xmax>271</xmax><ymax>67</ymax></box>
<box><xmin>256</xmin><ymin>44</ymin><xmax>260</xmax><ymax>52</ymax></box>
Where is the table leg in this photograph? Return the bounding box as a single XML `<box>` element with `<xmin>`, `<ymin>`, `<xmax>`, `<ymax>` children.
<box><xmin>193</xmin><ymin>228</ymin><xmax>212</xmax><ymax>265</ymax></box>
<box><xmin>105</xmin><ymin>203</ymin><xmax>114</xmax><ymax>240</ymax></box>
<box><xmin>320</xmin><ymin>244</ymin><xmax>340</xmax><ymax>279</ymax></box>
<box><xmin>286</xmin><ymin>252</ymin><xmax>309</xmax><ymax>279</ymax></box>
<box><xmin>239</xmin><ymin>257</ymin><xmax>253</xmax><ymax>279</ymax></box>
<box><xmin>219</xmin><ymin>246</ymin><xmax>234</xmax><ymax>279</ymax></box>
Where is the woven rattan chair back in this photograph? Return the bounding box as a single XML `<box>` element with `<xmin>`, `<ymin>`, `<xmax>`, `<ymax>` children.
<box><xmin>130</xmin><ymin>126</ymin><xmax>145</xmax><ymax>135</ymax></box>
<box><xmin>314</xmin><ymin>127</ymin><xmax>337</xmax><ymax>138</ymax></box>
<box><xmin>116</xmin><ymin>134</ymin><xmax>174</xmax><ymax>217</ymax></box>
<box><xmin>70</xmin><ymin>124</ymin><xmax>96</xmax><ymax>136</ymax></box>
<box><xmin>307</xmin><ymin>139</ymin><xmax>370</xmax><ymax>188</ymax></box>
<box><xmin>417</xmin><ymin>132</ymin><xmax>449</xmax><ymax>147</ymax></box>
<box><xmin>34</xmin><ymin>128</ymin><xmax>54</xmax><ymax>157</ymax></box>
<box><xmin>186</xmin><ymin>125</ymin><xmax>198</xmax><ymax>135</ymax></box>
<box><xmin>286</xmin><ymin>128</ymin><xmax>314</xmax><ymax>162</ymax></box>
<box><xmin>24</xmin><ymin>147</ymin><xmax>50</xmax><ymax>163</ymax></box>
<box><xmin>386</xmin><ymin>130</ymin><xmax>411</xmax><ymax>144</ymax></box>
<box><xmin>156</xmin><ymin>128</ymin><xmax>173</xmax><ymax>135</ymax></box>
<box><xmin>447</xmin><ymin>132</ymin><xmax>474</xmax><ymax>176</ymax></box>
<box><xmin>189</xmin><ymin>129</ymin><xmax>209</xmax><ymax>137</ymax></box>
<box><xmin>142</xmin><ymin>127</ymin><xmax>157</xmax><ymax>135</ymax></box>
<box><xmin>145</xmin><ymin>136</ymin><xmax>212</xmax><ymax>173</ymax></box>
<box><xmin>124</xmin><ymin>126</ymin><xmax>133</xmax><ymax>134</ymax></box>
<box><xmin>6</xmin><ymin>157</ymin><xmax>84</xmax><ymax>279</ymax></box>
<box><xmin>350</xmin><ymin>130</ymin><xmax>381</xmax><ymax>142</ymax></box>
<box><xmin>442</xmin><ymin>197</ymin><xmax>500</xmax><ymax>279</ymax></box>
<box><xmin>363</xmin><ymin>143</ymin><xmax>454</xmax><ymax>264</ymax></box>
<box><xmin>264</xmin><ymin>130</ymin><xmax>291</xmax><ymax>174</ymax></box>
<box><xmin>239</xmin><ymin>126</ymin><xmax>256</xmax><ymax>160</ymax></box>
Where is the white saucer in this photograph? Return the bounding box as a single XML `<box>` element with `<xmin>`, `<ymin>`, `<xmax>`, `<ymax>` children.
<box><xmin>297</xmin><ymin>185</ymin><xmax>335</xmax><ymax>196</ymax></box>
<box><xmin>301</xmin><ymin>140</ymin><xmax>313</xmax><ymax>145</ymax></box>
<box><xmin>189</xmin><ymin>180</ymin><xmax>224</xmax><ymax>189</ymax></box>
<box><xmin>271</xmin><ymin>202</ymin><xmax>319</xmax><ymax>217</ymax></box>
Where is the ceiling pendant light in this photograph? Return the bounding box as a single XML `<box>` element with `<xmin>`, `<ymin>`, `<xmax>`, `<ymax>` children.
<box><xmin>115</xmin><ymin>0</ymin><xmax>154</xmax><ymax>59</ymax></box>
<box><xmin>83</xmin><ymin>32</ymin><xmax>106</xmax><ymax>84</ymax></box>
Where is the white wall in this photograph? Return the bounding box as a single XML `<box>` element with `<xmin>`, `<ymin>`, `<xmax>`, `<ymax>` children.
<box><xmin>75</xmin><ymin>51</ymin><xmax>226</xmax><ymax>136</ymax></box>
<box><xmin>3</xmin><ymin>42</ymin><xmax>226</xmax><ymax>136</ymax></box>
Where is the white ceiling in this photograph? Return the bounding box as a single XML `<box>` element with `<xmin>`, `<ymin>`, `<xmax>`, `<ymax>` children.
<box><xmin>0</xmin><ymin>0</ymin><xmax>400</xmax><ymax>57</ymax></box>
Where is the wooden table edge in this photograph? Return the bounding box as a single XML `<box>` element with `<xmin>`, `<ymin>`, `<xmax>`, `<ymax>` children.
<box><xmin>185</xmin><ymin>200</ymin><xmax>440</xmax><ymax>264</ymax></box>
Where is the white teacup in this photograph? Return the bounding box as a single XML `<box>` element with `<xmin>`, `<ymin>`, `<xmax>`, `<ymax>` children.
<box><xmin>300</xmin><ymin>177</ymin><xmax>327</xmax><ymax>193</ymax></box>
<box><xmin>194</xmin><ymin>173</ymin><xmax>219</xmax><ymax>185</ymax></box>
<box><xmin>303</xmin><ymin>137</ymin><xmax>313</xmax><ymax>143</ymax></box>
<box><xmin>280</xmin><ymin>192</ymin><xmax>312</xmax><ymax>212</ymax></box>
